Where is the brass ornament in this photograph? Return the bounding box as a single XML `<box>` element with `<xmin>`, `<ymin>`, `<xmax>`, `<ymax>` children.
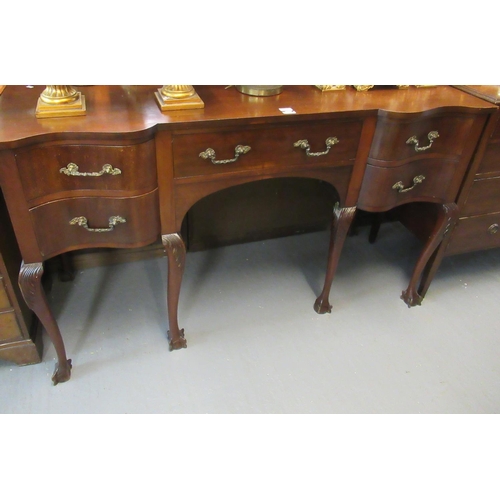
<box><xmin>199</xmin><ymin>145</ymin><xmax>251</xmax><ymax>164</ymax></box>
<box><xmin>406</xmin><ymin>131</ymin><xmax>439</xmax><ymax>152</ymax></box>
<box><xmin>60</xmin><ymin>163</ymin><xmax>122</xmax><ymax>177</ymax></box>
<box><xmin>315</xmin><ymin>85</ymin><xmax>346</xmax><ymax>91</ymax></box>
<box><xmin>69</xmin><ymin>215</ymin><xmax>126</xmax><ymax>232</ymax></box>
<box><xmin>392</xmin><ymin>175</ymin><xmax>426</xmax><ymax>193</ymax></box>
<box><xmin>155</xmin><ymin>85</ymin><xmax>204</xmax><ymax>111</ymax></box>
<box><xmin>488</xmin><ymin>224</ymin><xmax>499</xmax><ymax>235</ymax></box>
<box><xmin>35</xmin><ymin>85</ymin><xmax>86</xmax><ymax>118</ymax></box>
<box><xmin>294</xmin><ymin>137</ymin><xmax>339</xmax><ymax>157</ymax></box>
<box><xmin>353</xmin><ymin>85</ymin><xmax>375</xmax><ymax>92</ymax></box>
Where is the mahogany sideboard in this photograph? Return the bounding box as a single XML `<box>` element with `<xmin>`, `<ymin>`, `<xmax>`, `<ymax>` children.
<box><xmin>0</xmin><ymin>85</ymin><xmax>495</xmax><ymax>384</ymax></box>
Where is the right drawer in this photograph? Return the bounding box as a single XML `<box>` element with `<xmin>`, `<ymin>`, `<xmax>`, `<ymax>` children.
<box><xmin>358</xmin><ymin>159</ymin><xmax>460</xmax><ymax>212</ymax></box>
<box><xmin>369</xmin><ymin>113</ymin><xmax>476</xmax><ymax>162</ymax></box>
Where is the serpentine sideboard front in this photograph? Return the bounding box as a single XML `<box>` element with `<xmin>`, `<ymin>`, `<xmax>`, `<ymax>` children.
<box><xmin>0</xmin><ymin>85</ymin><xmax>495</xmax><ymax>384</ymax></box>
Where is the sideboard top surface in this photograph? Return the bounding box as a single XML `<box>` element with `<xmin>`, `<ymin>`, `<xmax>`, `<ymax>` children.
<box><xmin>0</xmin><ymin>85</ymin><xmax>496</xmax><ymax>148</ymax></box>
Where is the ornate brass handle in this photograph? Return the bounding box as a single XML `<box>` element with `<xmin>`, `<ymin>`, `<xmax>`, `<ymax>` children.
<box><xmin>406</xmin><ymin>131</ymin><xmax>439</xmax><ymax>152</ymax></box>
<box><xmin>199</xmin><ymin>145</ymin><xmax>251</xmax><ymax>164</ymax></box>
<box><xmin>392</xmin><ymin>175</ymin><xmax>426</xmax><ymax>193</ymax></box>
<box><xmin>488</xmin><ymin>224</ymin><xmax>499</xmax><ymax>235</ymax></box>
<box><xmin>60</xmin><ymin>163</ymin><xmax>122</xmax><ymax>177</ymax></box>
<box><xmin>69</xmin><ymin>215</ymin><xmax>126</xmax><ymax>232</ymax></box>
<box><xmin>294</xmin><ymin>137</ymin><xmax>339</xmax><ymax>156</ymax></box>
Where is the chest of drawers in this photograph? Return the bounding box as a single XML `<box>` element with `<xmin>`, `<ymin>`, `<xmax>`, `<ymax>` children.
<box><xmin>445</xmin><ymin>86</ymin><xmax>500</xmax><ymax>255</ymax></box>
<box><xmin>0</xmin><ymin>190</ymin><xmax>42</xmax><ymax>365</ymax></box>
<box><xmin>0</xmin><ymin>85</ymin><xmax>495</xmax><ymax>385</ymax></box>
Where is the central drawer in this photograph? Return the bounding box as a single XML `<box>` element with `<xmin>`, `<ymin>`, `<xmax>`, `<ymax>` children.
<box><xmin>172</xmin><ymin>119</ymin><xmax>363</xmax><ymax>179</ymax></box>
<box><xmin>15</xmin><ymin>140</ymin><xmax>157</xmax><ymax>205</ymax></box>
<box><xmin>29</xmin><ymin>190</ymin><xmax>161</xmax><ymax>259</ymax></box>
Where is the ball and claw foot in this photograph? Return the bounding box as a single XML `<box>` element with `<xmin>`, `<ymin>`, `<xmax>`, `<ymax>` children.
<box><xmin>401</xmin><ymin>289</ymin><xmax>423</xmax><ymax>308</ymax></box>
<box><xmin>168</xmin><ymin>329</ymin><xmax>187</xmax><ymax>351</ymax></box>
<box><xmin>52</xmin><ymin>359</ymin><xmax>72</xmax><ymax>385</ymax></box>
<box><xmin>314</xmin><ymin>297</ymin><xmax>332</xmax><ymax>314</ymax></box>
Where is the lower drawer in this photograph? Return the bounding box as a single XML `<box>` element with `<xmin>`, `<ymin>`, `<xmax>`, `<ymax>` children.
<box><xmin>30</xmin><ymin>190</ymin><xmax>161</xmax><ymax>258</ymax></box>
<box><xmin>0</xmin><ymin>310</ymin><xmax>23</xmax><ymax>342</ymax></box>
<box><xmin>445</xmin><ymin>212</ymin><xmax>500</xmax><ymax>255</ymax></box>
<box><xmin>358</xmin><ymin>159</ymin><xmax>459</xmax><ymax>212</ymax></box>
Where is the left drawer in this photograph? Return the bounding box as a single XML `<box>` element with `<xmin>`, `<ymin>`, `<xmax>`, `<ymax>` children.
<box><xmin>15</xmin><ymin>140</ymin><xmax>157</xmax><ymax>205</ymax></box>
<box><xmin>29</xmin><ymin>190</ymin><xmax>161</xmax><ymax>258</ymax></box>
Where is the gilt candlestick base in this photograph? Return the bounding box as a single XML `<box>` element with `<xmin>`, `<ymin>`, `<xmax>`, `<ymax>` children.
<box><xmin>35</xmin><ymin>85</ymin><xmax>86</xmax><ymax>118</ymax></box>
<box><xmin>155</xmin><ymin>85</ymin><xmax>204</xmax><ymax>111</ymax></box>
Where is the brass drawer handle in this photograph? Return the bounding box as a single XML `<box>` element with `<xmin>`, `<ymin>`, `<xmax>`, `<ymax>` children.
<box><xmin>406</xmin><ymin>131</ymin><xmax>439</xmax><ymax>152</ymax></box>
<box><xmin>60</xmin><ymin>163</ymin><xmax>122</xmax><ymax>177</ymax></box>
<box><xmin>69</xmin><ymin>215</ymin><xmax>126</xmax><ymax>232</ymax></box>
<box><xmin>392</xmin><ymin>175</ymin><xmax>426</xmax><ymax>193</ymax></box>
<box><xmin>488</xmin><ymin>224</ymin><xmax>499</xmax><ymax>235</ymax></box>
<box><xmin>199</xmin><ymin>145</ymin><xmax>251</xmax><ymax>164</ymax></box>
<box><xmin>294</xmin><ymin>137</ymin><xmax>339</xmax><ymax>156</ymax></box>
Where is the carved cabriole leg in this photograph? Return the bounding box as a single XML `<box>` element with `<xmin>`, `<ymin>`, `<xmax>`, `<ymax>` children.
<box><xmin>314</xmin><ymin>204</ymin><xmax>357</xmax><ymax>314</ymax></box>
<box><xmin>162</xmin><ymin>233</ymin><xmax>188</xmax><ymax>351</ymax></box>
<box><xmin>401</xmin><ymin>202</ymin><xmax>459</xmax><ymax>307</ymax></box>
<box><xmin>18</xmin><ymin>262</ymin><xmax>72</xmax><ymax>385</ymax></box>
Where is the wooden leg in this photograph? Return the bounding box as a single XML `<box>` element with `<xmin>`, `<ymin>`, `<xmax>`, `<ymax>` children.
<box><xmin>401</xmin><ymin>202</ymin><xmax>459</xmax><ymax>307</ymax></box>
<box><xmin>314</xmin><ymin>204</ymin><xmax>357</xmax><ymax>314</ymax></box>
<box><xmin>162</xmin><ymin>233</ymin><xmax>187</xmax><ymax>351</ymax></box>
<box><xmin>18</xmin><ymin>262</ymin><xmax>72</xmax><ymax>385</ymax></box>
<box><xmin>58</xmin><ymin>252</ymin><xmax>75</xmax><ymax>282</ymax></box>
<box><xmin>368</xmin><ymin>213</ymin><xmax>383</xmax><ymax>244</ymax></box>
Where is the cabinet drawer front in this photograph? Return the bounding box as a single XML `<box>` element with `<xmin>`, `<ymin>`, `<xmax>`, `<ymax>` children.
<box><xmin>16</xmin><ymin>140</ymin><xmax>157</xmax><ymax>204</ymax></box>
<box><xmin>369</xmin><ymin>114</ymin><xmax>475</xmax><ymax>162</ymax></box>
<box><xmin>358</xmin><ymin>160</ymin><xmax>459</xmax><ymax>212</ymax></box>
<box><xmin>30</xmin><ymin>191</ymin><xmax>160</xmax><ymax>258</ymax></box>
<box><xmin>462</xmin><ymin>176</ymin><xmax>500</xmax><ymax>216</ymax></box>
<box><xmin>476</xmin><ymin>142</ymin><xmax>500</xmax><ymax>175</ymax></box>
<box><xmin>173</xmin><ymin>120</ymin><xmax>363</xmax><ymax>178</ymax></box>
<box><xmin>0</xmin><ymin>311</ymin><xmax>22</xmax><ymax>342</ymax></box>
<box><xmin>0</xmin><ymin>278</ymin><xmax>11</xmax><ymax>309</ymax></box>
<box><xmin>446</xmin><ymin>213</ymin><xmax>500</xmax><ymax>255</ymax></box>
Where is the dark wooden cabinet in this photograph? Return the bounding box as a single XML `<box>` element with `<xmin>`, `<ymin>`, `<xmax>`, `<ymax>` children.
<box><xmin>0</xmin><ymin>189</ymin><xmax>42</xmax><ymax>365</ymax></box>
<box><xmin>446</xmin><ymin>86</ymin><xmax>500</xmax><ymax>256</ymax></box>
<box><xmin>0</xmin><ymin>85</ymin><xmax>495</xmax><ymax>384</ymax></box>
